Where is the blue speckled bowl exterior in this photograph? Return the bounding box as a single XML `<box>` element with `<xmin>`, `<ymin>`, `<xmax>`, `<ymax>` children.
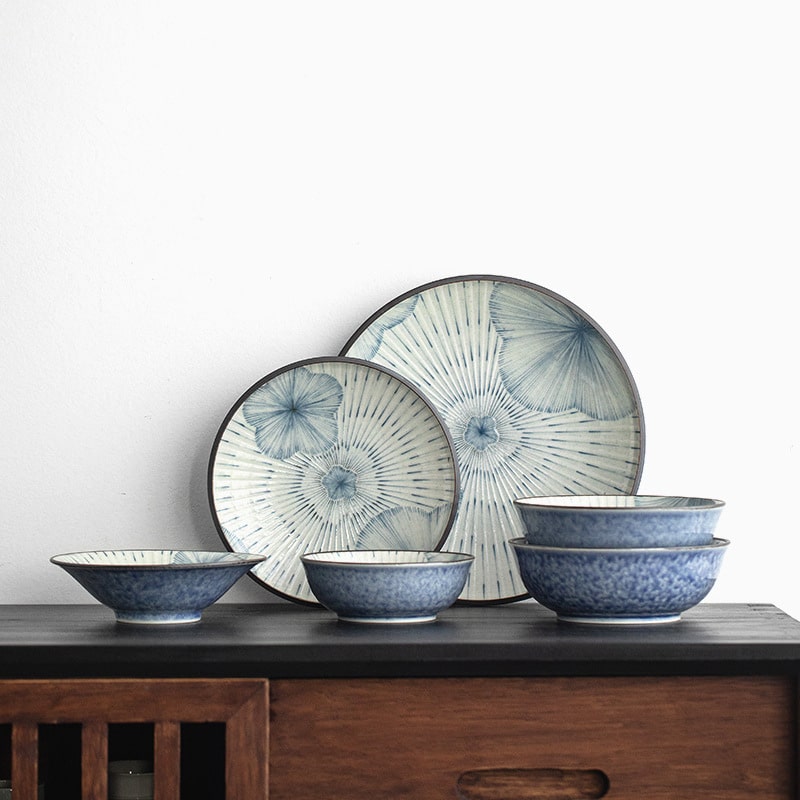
<box><xmin>510</xmin><ymin>537</ymin><xmax>729</xmax><ymax>624</ymax></box>
<box><xmin>51</xmin><ymin>550</ymin><xmax>265</xmax><ymax>624</ymax></box>
<box><xmin>514</xmin><ymin>495</ymin><xmax>724</xmax><ymax>548</ymax></box>
<box><xmin>301</xmin><ymin>550</ymin><xmax>474</xmax><ymax>623</ymax></box>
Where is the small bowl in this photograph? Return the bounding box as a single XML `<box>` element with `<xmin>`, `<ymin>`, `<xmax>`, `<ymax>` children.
<box><xmin>50</xmin><ymin>549</ymin><xmax>265</xmax><ymax>624</ymax></box>
<box><xmin>514</xmin><ymin>495</ymin><xmax>724</xmax><ymax>548</ymax></box>
<box><xmin>301</xmin><ymin>549</ymin><xmax>474</xmax><ymax>624</ymax></box>
<box><xmin>510</xmin><ymin>536</ymin><xmax>729</xmax><ymax>625</ymax></box>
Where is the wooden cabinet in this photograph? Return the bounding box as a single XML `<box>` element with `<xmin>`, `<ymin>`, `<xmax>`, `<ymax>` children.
<box><xmin>0</xmin><ymin>602</ymin><xmax>799</xmax><ymax>799</ymax></box>
<box><xmin>269</xmin><ymin>676</ymin><xmax>794</xmax><ymax>799</ymax></box>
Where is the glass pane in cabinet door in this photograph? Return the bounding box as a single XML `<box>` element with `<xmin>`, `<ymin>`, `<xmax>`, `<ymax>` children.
<box><xmin>180</xmin><ymin>723</ymin><xmax>225</xmax><ymax>799</ymax></box>
<box><xmin>39</xmin><ymin>723</ymin><xmax>81</xmax><ymax>800</ymax></box>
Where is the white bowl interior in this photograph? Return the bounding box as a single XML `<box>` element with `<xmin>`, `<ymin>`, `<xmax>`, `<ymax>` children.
<box><xmin>509</xmin><ymin>536</ymin><xmax>730</xmax><ymax>554</ymax></box>
<box><xmin>51</xmin><ymin>549</ymin><xmax>262</xmax><ymax>567</ymax></box>
<box><xmin>301</xmin><ymin>550</ymin><xmax>472</xmax><ymax>566</ymax></box>
<box><xmin>514</xmin><ymin>495</ymin><xmax>724</xmax><ymax>511</ymax></box>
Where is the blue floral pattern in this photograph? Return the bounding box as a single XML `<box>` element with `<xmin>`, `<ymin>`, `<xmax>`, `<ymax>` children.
<box><xmin>489</xmin><ymin>283</ymin><xmax>635</xmax><ymax>420</ymax></box>
<box><xmin>356</xmin><ymin>505</ymin><xmax>454</xmax><ymax>550</ymax></box>
<box><xmin>464</xmin><ymin>415</ymin><xmax>499</xmax><ymax>451</ymax></box>
<box><xmin>347</xmin><ymin>295</ymin><xmax>418</xmax><ymax>359</ymax></box>
<box><xmin>242</xmin><ymin>367</ymin><xmax>343</xmax><ymax>460</ymax></box>
<box><xmin>321</xmin><ymin>464</ymin><xmax>358</xmax><ymax>501</ymax></box>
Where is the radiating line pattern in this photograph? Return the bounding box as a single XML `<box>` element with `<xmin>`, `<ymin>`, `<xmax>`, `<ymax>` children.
<box><xmin>209</xmin><ymin>358</ymin><xmax>459</xmax><ymax>604</ymax></box>
<box><xmin>341</xmin><ymin>276</ymin><xmax>644</xmax><ymax>603</ymax></box>
<box><xmin>51</xmin><ymin>550</ymin><xmax>260</xmax><ymax>566</ymax></box>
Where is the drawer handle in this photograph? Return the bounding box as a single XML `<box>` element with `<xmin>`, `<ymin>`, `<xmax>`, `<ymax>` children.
<box><xmin>456</xmin><ymin>768</ymin><xmax>609</xmax><ymax>800</ymax></box>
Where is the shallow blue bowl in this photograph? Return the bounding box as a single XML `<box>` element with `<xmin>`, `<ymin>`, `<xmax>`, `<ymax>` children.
<box><xmin>514</xmin><ymin>495</ymin><xmax>724</xmax><ymax>548</ymax></box>
<box><xmin>510</xmin><ymin>536</ymin><xmax>729</xmax><ymax>624</ymax></box>
<box><xmin>51</xmin><ymin>549</ymin><xmax>265</xmax><ymax>624</ymax></box>
<box><xmin>301</xmin><ymin>549</ymin><xmax>474</xmax><ymax>624</ymax></box>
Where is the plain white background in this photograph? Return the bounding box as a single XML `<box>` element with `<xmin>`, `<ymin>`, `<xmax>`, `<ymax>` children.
<box><xmin>1</xmin><ymin>2</ymin><xmax>798</xmax><ymax>619</ymax></box>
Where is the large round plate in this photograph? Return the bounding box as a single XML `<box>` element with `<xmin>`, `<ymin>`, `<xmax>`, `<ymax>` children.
<box><xmin>208</xmin><ymin>357</ymin><xmax>460</xmax><ymax>605</ymax></box>
<box><xmin>340</xmin><ymin>275</ymin><xmax>645</xmax><ymax>604</ymax></box>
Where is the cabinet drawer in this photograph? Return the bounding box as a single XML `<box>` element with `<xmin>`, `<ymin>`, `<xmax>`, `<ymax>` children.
<box><xmin>270</xmin><ymin>676</ymin><xmax>795</xmax><ymax>799</ymax></box>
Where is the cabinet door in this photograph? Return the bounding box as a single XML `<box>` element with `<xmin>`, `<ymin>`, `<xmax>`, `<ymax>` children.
<box><xmin>270</xmin><ymin>676</ymin><xmax>795</xmax><ymax>800</ymax></box>
<box><xmin>0</xmin><ymin>678</ymin><xmax>268</xmax><ymax>800</ymax></box>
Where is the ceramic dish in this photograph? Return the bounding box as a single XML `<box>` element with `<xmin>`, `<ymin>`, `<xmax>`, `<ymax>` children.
<box><xmin>510</xmin><ymin>537</ymin><xmax>729</xmax><ymax>624</ymax></box>
<box><xmin>208</xmin><ymin>357</ymin><xmax>460</xmax><ymax>604</ymax></box>
<box><xmin>340</xmin><ymin>275</ymin><xmax>644</xmax><ymax>603</ymax></box>
<box><xmin>301</xmin><ymin>549</ymin><xmax>474</xmax><ymax>623</ymax></box>
<box><xmin>50</xmin><ymin>549</ymin><xmax>265</xmax><ymax>624</ymax></box>
<box><xmin>514</xmin><ymin>494</ymin><xmax>724</xmax><ymax>548</ymax></box>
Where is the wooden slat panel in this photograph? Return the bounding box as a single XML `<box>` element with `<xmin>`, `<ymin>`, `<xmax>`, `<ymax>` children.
<box><xmin>227</xmin><ymin>681</ymin><xmax>269</xmax><ymax>800</ymax></box>
<box><xmin>154</xmin><ymin>720</ymin><xmax>181</xmax><ymax>800</ymax></box>
<box><xmin>270</xmin><ymin>676</ymin><xmax>795</xmax><ymax>800</ymax></box>
<box><xmin>81</xmin><ymin>721</ymin><xmax>108</xmax><ymax>800</ymax></box>
<box><xmin>0</xmin><ymin>679</ymin><xmax>269</xmax><ymax>799</ymax></box>
<box><xmin>11</xmin><ymin>722</ymin><xmax>38</xmax><ymax>799</ymax></box>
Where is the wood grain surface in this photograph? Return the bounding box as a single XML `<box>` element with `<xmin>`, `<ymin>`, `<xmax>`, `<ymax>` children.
<box><xmin>270</xmin><ymin>675</ymin><xmax>794</xmax><ymax>799</ymax></box>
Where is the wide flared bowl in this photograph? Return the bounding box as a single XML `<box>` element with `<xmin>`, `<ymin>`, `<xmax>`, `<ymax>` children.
<box><xmin>51</xmin><ymin>549</ymin><xmax>265</xmax><ymax>624</ymax></box>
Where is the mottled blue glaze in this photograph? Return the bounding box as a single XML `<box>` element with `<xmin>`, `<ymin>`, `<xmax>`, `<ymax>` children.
<box><xmin>301</xmin><ymin>550</ymin><xmax>474</xmax><ymax>623</ymax></box>
<box><xmin>510</xmin><ymin>537</ymin><xmax>729</xmax><ymax>624</ymax></box>
<box><xmin>515</xmin><ymin>495</ymin><xmax>724</xmax><ymax>548</ymax></box>
<box><xmin>51</xmin><ymin>550</ymin><xmax>265</xmax><ymax>624</ymax></box>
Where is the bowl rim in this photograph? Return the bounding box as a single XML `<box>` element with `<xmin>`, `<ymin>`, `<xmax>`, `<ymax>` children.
<box><xmin>49</xmin><ymin>549</ymin><xmax>266</xmax><ymax>569</ymax></box>
<box><xmin>508</xmin><ymin>536</ymin><xmax>730</xmax><ymax>555</ymax></box>
<box><xmin>513</xmin><ymin>494</ymin><xmax>725</xmax><ymax>511</ymax></box>
<box><xmin>300</xmin><ymin>549</ymin><xmax>475</xmax><ymax>567</ymax></box>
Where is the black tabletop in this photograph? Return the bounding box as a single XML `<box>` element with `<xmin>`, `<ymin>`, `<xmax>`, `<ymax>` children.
<box><xmin>1</xmin><ymin>602</ymin><xmax>799</xmax><ymax>679</ymax></box>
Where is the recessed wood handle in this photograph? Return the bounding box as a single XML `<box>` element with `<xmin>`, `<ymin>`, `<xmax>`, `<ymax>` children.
<box><xmin>456</xmin><ymin>768</ymin><xmax>609</xmax><ymax>800</ymax></box>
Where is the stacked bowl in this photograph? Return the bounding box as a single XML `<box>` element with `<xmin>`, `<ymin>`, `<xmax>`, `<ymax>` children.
<box><xmin>510</xmin><ymin>495</ymin><xmax>728</xmax><ymax>624</ymax></box>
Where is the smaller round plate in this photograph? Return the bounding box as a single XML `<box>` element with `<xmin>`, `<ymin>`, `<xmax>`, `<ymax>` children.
<box><xmin>208</xmin><ymin>357</ymin><xmax>460</xmax><ymax>605</ymax></box>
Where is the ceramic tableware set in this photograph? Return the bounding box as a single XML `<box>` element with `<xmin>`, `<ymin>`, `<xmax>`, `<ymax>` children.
<box><xmin>52</xmin><ymin>275</ymin><xmax>728</xmax><ymax>625</ymax></box>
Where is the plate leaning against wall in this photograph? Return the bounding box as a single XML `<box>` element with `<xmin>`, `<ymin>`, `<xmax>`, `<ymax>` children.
<box><xmin>208</xmin><ymin>356</ymin><xmax>460</xmax><ymax>605</ymax></box>
<box><xmin>340</xmin><ymin>275</ymin><xmax>645</xmax><ymax>604</ymax></box>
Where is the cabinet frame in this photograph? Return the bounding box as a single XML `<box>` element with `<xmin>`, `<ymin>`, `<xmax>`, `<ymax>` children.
<box><xmin>0</xmin><ymin>678</ymin><xmax>268</xmax><ymax>800</ymax></box>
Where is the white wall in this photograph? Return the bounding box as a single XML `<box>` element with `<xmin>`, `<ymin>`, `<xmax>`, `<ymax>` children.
<box><xmin>2</xmin><ymin>2</ymin><xmax>798</xmax><ymax>618</ymax></box>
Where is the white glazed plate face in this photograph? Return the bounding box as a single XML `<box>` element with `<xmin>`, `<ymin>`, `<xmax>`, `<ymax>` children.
<box><xmin>209</xmin><ymin>358</ymin><xmax>459</xmax><ymax>605</ymax></box>
<box><xmin>341</xmin><ymin>276</ymin><xmax>644</xmax><ymax>603</ymax></box>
